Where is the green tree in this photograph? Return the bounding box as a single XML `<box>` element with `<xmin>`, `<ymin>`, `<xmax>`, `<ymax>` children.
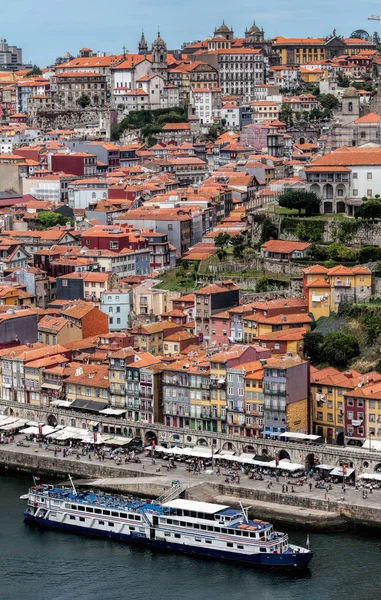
<box><xmin>319</xmin><ymin>93</ymin><xmax>340</xmax><ymax>114</ymax></box>
<box><xmin>303</xmin><ymin>331</ymin><xmax>324</xmax><ymax>363</ymax></box>
<box><xmin>35</xmin><ymin>211</ymin><xmax>71</xmax><ymax>230</ymax></box>
<box><xmin>356</xmin><ymin>245</ymin><xmax>381</xmax><ymax>263</ymax></box>
<box><xmin>25</xmin><ymin>65</ymin><xmax>42</xmax><ymax>77</ymax></box>
<box><xmin>374</xmin><ymin>31</ymin><xmax>381</xmax><ymax>50</ymax></box>
<box><xmin>279</xmin><ymin>104</ymin><xmax>293</xmax><ymax>126</ymax></box>
<box><xmin>337</xmin><ymin>72</ymin><xmax>350</xmax><ymax>88</ymax></box>
<box><xmin>76</xmin><ymin>93</ymin><xmax>91</xmax><ymax>108</ymax></box>
<box><xmin>260</xmin><ymin>217</ymin><xmax>278</xmax><ymax>244</ymax></box>
<box><xmin>255</xmin><ymin>276</ymin><xmax>269</xmax><ymax>293</ymax></box>
<box><xmin>320</xmin><ymin>330</ymin><xmax>360</xmax><ymax>369</ymax></box>
<box><xmin>355</xmin><ymin>199</ymin><xmax>381</xmax><ymax>221</ymax></box>
<box><xmin>214</xmin><ymin>232</ymin><xmax>231</xmax><ymax>261</ymax></box>
<box><xmin>295</xmin><ymin>221</ymin><xmax>325</xmax><ymax>242</ymax></box>
<box><xmin>206</xmin><ymin>123</ymin><xmax>220</xmax><ymax>141</ymax></box>
<box><xmin>279</xmin><ymin>189</ymin><xmax>320</xmax><ymax>217</ymax></box>
<box><xmin>214</xmin><ymin>232</ymin><xmax>231</xmax><ymax>251</ymax></box>
<box><xmin>230</xmin><ymin>234</ymin><xmax>245</xmax><ymax>259</ymax></box>
<box><xmin>307</xmin><ymin>243</ymin><xmax>329</xmax><ymax>262</ymax></box>
<box><xmin>327</xmin><ymin>242</ymin><xmax>355</xmax><ymax>262</ymax></box>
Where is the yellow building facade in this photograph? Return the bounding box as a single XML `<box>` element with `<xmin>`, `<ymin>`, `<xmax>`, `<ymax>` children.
<box><xmin>304</xmin><ymin>265</ymin><xmax>372</xmax><ymax>320</ymax></box>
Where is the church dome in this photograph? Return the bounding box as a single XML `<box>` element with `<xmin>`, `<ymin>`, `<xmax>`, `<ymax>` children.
<box><xmin>343</xmin><ymin>87</ymin><xmax>359</xmax><ymax>97</ymax></box>
<box><xmin>153</xmin><ymin>31</ymin><xmax>166</xmax><ymax>48</ymax></box>
<box><xmin>248</xmin><ymin>22</ymin><xmax>260</xmax><ymax>34</ymax></box>
<box><xmin>215</xmin><ymin>21</ymin><xmax>231</xmax><ymax>34</ymax></box>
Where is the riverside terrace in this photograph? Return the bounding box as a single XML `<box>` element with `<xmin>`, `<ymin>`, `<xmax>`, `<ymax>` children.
<box><xmin>2</xmin><ymin>399</ymin><xmax>381</xmax><ymax>475</ymax></box>
<box><xmin>3</xmin><ymin>438</ymin><xmax>381</xmax><ymax>532</ymax></box>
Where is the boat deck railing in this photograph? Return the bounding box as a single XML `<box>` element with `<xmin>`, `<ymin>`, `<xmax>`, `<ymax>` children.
<box><xmin>30</xmin><ymin>486</ymin><xmax>168</xmax><ymax>514</ymax></box>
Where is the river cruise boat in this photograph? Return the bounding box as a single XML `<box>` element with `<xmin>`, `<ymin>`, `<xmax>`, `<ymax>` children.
<box><xmin>23</xmin><ymin>484</ymin><xmax>313</xmax><ymax>568</ymax></box>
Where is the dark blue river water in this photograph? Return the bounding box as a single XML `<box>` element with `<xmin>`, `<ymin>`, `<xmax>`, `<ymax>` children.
<box><xmin>1</xmin><ymin>474</ymin><xmax>379</xmax><ymax>600</ymax></box>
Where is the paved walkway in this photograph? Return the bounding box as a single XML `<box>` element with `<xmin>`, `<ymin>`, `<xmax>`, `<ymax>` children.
<box><xmin>2</xmin><ymin>437</ymin><xmax>381</xmax><ymax>511</ymax></box>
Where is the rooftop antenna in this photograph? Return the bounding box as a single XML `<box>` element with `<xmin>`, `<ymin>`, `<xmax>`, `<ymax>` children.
<box><xmin>68</xmin><ymin>474</ymin><xmax>77</xmax><ymax>496</ymax></box>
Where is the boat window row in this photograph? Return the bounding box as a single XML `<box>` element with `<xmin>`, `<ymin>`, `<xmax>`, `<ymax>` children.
<box><xmin>68</xmin><ymin>515</ymin><xmax>144</xmax><ymax>532</ymax></box>
<box><xmin>162</xmin><ymin>532</ymin><xmax>271</xmax><ymax>551</ymax></box>
<box><xmin>159</xmin><ymin>517</ymin><xmax>264</xmax><ymax>538</ymax></box>
<box><xmin>65</xmin><ymin>504</ymin><xmax>142</xmax><ymax>520</ymax></box>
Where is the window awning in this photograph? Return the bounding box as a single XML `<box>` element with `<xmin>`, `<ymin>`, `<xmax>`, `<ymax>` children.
<box><xmin>359</xmin><ymin>473</ymin><xmax>381</xmax><ymax>481</ymax></box>
<box><xmin>71</xmin><ymin>400</ymin><xmax>108</xmax><ymax>412</ymax></box>
<box><xmin>99</xmin><ymin>408</ymin><xmax>126</xmax><ymax>415</ymax></box>
<box><xmin>41</xmin><ymin>383</ymin><xmax>62</xmax><ymax>390</ymax></box>
<box><xmin>0</xmin><ymin>419</ymin><xmax>27</xmax><ymax>431</ymax></box>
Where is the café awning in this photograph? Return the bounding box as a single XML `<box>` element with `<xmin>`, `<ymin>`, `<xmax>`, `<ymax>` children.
<box><xmin>330</xmin><ymin>466</ymin><xmax>355</xmax><ymax>477</ymax></box>
<box><xmin>71</xmin><ymin>400</ymin><xmax>108</xmax><ymax>412</ymax></box>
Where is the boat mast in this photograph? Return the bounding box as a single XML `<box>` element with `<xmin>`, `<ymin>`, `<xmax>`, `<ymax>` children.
<box><xmin>239</xmin><ymin>500</ymin><xmax>249</xmax><ymax>524</ymax></box>
<box><xmin>68</xmin><ymin>474</ymin><xmax>77</xmax><ymax>496</ymax></box>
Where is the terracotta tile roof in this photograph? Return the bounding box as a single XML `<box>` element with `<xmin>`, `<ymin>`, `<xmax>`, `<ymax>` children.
<box><xmin>161</xmin><ymin>123</ymin><xmax>190</xmax><ymax>130</ymax></box>
<box><xmin>306</xmin><ymin>278</ymin><xmax>330</xmax><ymax>288</ymax></box>
<box><xmin>303</xmin><ymin>264</ymin><xmax>329</xmax><ymax>275</ymax></box>
<box><xmin>354</xmin><ymin>113</ymin><xmax>381</xmax><ymax>124</ymax></box>
<box><xmin>261</xmin><ymin>240</ymin><xmax>310</xmax><ymax>252</ymax></box>
<box><xmin>65</xmin><ymin>363</ymin><xmax>109</xmax><ymax>387</ymax></box>
<box><xmin>311</xmin><ymin>146</ymin><xmax>381</xmax><ymax>167</ymax></box>
<box><xmin>61</xmin><ymin>301</ymin><xmax>96</xmax><ymax>320</ymax></box>
<box><xmin>130</xmin><ymin>322</ymin><xmax>181</xmax><ymax>335</ymax></box>
<box><xmin>164</xmin><ymin>330</ymin><xmax>197</xmax><ymax>342</ymax></box>
<box><xmin>25</xmin><ymin>354</ymin><xmax>69</xmax><ymax>369</ymax></box>
<box><xmin>305</xmin><ymin>166</ymin><xmax>351</xmax><ymax>173</ymax></box>
<box><xmin>312</xmin><ymin>368</ymin><xmax>381</xmax><ymax>389</ymax></box>
<box><xmin>273</xmin><ymin>37</ymin><xmax>325</xmax><ymax>45</ymax></box>
<box><xmin>251</xmin><ymin>298</ymin><xmax>308</xmax><ymax>311</ymax></box>
<box><xmin>195</xmin><ymin>282</ymin><xmax>238</xmax><ymax>295</ymax></box>
<box><xmin>38</xmin><ymin>315</ymin><xmax>74</xmax><ymax>332</ymax></box>
<box><xmin>264</xmin><ymin>357</ymin><xmax>306</xmax><ymax>372</ymax></box>
<box><xmin>255</xmin><ymin>327</ymin><xmax>307</xmax><ymax>341</ymax></box>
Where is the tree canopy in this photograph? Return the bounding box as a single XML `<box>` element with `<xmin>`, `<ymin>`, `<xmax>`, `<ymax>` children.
<box><xmin>355</xmin><ymin>199</ymin><xmax>381</xmax><ymax>220</ymax></box>
<box><xmin>25</xmin><ymin>65</ymin><xmax>42</xmax><ymax>77</ymax></box>
<box><xmin>279</xmin><ymin>189</ymin><xmax>320</xmax><ymax>216</ymax></box>
<box><xmin>319</xmin><ymin>94</ymin><xmax>340</xmax><ymax>113</ymax></box>
<box><xmin>303</xmin><ymin>329</ymin><xmax>360</xmax><ymax>368</ymax></box>
<box><xmin>36</xmin><ymin>211</ymin><xmax>72</xmax><ymax>230</ymax></box>
<box><xmin>76</xmin><ymin>94</ymin><xmax>91</xmax><ymax>108</ymax></box>
<box><xmin>111</xmin><ymin>107</ymin><xmax>187</xmax><ymax>143</ymax></box>
<box><xmin>214</xmin><ymin>232</ymin><xmax>231</xmax><ymax>261</ymax></box>
<box><xmin>230</xmin><ymin>234</ymin><xmax>246</xmax><ymax>259</ymax></box>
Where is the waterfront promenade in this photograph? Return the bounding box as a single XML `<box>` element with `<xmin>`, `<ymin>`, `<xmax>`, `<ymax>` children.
<box><xmin>2</xmin><ymin>438</ymin><xmax>381</xmax><ymax>531</ymax></box>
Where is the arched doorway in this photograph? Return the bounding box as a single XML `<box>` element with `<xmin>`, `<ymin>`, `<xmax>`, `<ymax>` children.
<box><xmin>323</xmin><ymin>184</ymin><xmax>333</xmax><ymax>199</ymax></box>
<box><xmin>222</xmin><ymin>441</ymin><xmax>237</xmax><ymax>452</ymax></box>
<box><xmin>336</xmin><ymin>432</ymin><xmax>344</xmax><ymax>446</ymax></box>
<box><xmin>324</xmin><ymin>201</ymin><xmax>333</xmax><ymax>213</ymax></box>
<box><xmin>374</xmin><ymin>463</ymin><xmax>381</xmax><ymax>473</ymax></box>
<box><xmin>243</xmin><ymin>444</ymin><xmax>256</xmax><ymax>454</ymax></box>
<box><xmin>310</xmin><ymin>183</ymin><xmax>321</xmax><ymax>197</ymax></box>
<box><xmin>278</xmin><ymin>449</ymin><xmax>291</xmax><ymax>461</ymax></box>
<box><xmin>336</xmin><ymin>201</ymin><xmax>346</xmax><ymax>214</ymax></box>
<box><xmin>47</xmin><ymin>414</ymin><xmax>57</xmax><ymax>427</ymax></box>
<box><xmin>261</xmin><ymin>448</ymin><xmax>269</xmax><ymax>456</ymax></box>
<box><xmin>145</xmin><ymin>431</ymin><xmax>157</xmax><ymax>445</ymax></box>
<box><xmin>196</xmin><ymin>438</ymin><xmax>208</xmax><ymax>446</ymax></box>
<box><xmin>305</xmin><ymin>453</ymin><xmax>318</xmax><ymax>471</ymax></box>
<box><xmin>299</xmin><ymin>137</ymin><xmax>305</xmax><ymax>145</ymax></box>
